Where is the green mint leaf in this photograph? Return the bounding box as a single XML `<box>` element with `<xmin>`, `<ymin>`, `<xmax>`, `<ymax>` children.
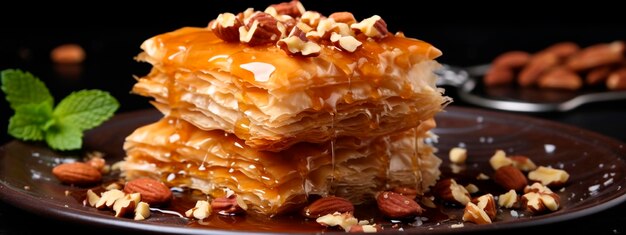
<box><xmin>45</xmin><ymin>122</ymin><xmax>82</xmax><ymax>151</ymax></box>
<box><xmin>53</xmin><ymin>90</ymin><xmax>119</xmax><ymax>131</ymax></box>
<box><xmin>2</xmin><ymin>69</ymin><xmax>121</xmax><ymax>151</ymax></box>
<box><xmin>1</xmin><ymin>69</ymin><xmax>54</xmax><ymax>110</ymax></box>
<box><xmin>7</xmin><ymin>102</ymin><xmax>53</xmax><ymax>141</ymax></box>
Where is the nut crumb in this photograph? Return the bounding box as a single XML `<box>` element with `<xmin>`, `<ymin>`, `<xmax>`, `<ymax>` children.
<box><xmin>489</xmin><ymin>150</ymin><xmax>513</xmax><ymax>170</ymax></box>
<box><xmin>465</xmin><ymin>184</ymin><xmax>479</xmax><ymax>194</ymax></box>
<box><xmin>185</xmin><ymin>200</ymin><xmax>212</xmax><ymax>219</ymax></box>
<box><xmin>105</xmin><ymin>183</ymin><xmax>121</xmax><ymax>190</ymax></box>
<box><xmin>476</xmin><ymin>173</ymin><xmax>490</xmax><ymax>180</ymax></box>
<box><xmin>528</xmin><ymin>166</ymin><xmax>570</xmax><ymax>187</ymax></box>
<box><xmin>450</xmin><ymin>164</ymin><xmax>464</xmax><ymax>174</ymax></box>
<box><xmin>449</xmin><ymin>147</ymin><xmax>467</xmax><ymax>164</ymax></box>
<box><xmin>23</xmin><ymin>186</ymin><xmax>30</xmax><ymax>190</ymax></box>
<box><xmin>450</xmin><ymin>223</ymin><xmax>465</xmax><ymax>228</ymax></box>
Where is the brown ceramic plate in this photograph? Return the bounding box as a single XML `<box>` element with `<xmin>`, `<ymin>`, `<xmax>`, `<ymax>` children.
<box><xmin>1</xmin><ymin>107</ymin><xmax>626</xmax><ymax>234</ymax></box>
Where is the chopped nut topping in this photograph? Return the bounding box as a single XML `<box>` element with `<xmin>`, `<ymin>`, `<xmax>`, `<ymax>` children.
<box><xmin>278</xmin><ymin>23</ymin><xmax>321</xmax><ymax>57</ymax></box>
<box><xmin>212</xmin><ymin>12</ymin><xmax>243</xmax><ymax>42</ymax></box>
<box><xmin>266</xmin><ymin>0</ymin><xmax>305</xmax><ymax>18</ymax></box>
<box><xmin>237</xmin><ymin>8</ymin><xmax>256</xmax><ymax>22</ymax></box>
<box><xmin>300</xmin><ymin>11</ymin><xmax>322</xmax><ymax>28</ymax></box>
<box><xmin>330</xmin><ymin>32</ymin><xmax>362</xmax><ymax>52</ymax></box>
<box><xmin>206</xmin><ymin>2</ymin><xmax>404</xmax><ymax>57</ymax></box>
<box><xmin>239</xmin><ymin>12</ymin><xmax>285</xmax><ymax>46</ymax></box>
<box><xmin>329</xmin><ymin>12</ymin><xmax>357</xmax><ymax>25</ymax></box>
<box><xmin>351</xmin><ymin>15</ymin><xmax>388</xmax><ymax>39</ymax></box>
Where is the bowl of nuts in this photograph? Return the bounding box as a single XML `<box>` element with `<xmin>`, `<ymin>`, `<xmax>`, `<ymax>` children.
<box><xmin>438</xmin><ymin>41</ymin><xmax>626</xmax><ymax>112</ymax></box>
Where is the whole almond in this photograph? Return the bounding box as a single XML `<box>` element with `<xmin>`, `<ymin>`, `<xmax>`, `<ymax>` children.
<box><xmin>540</xmin><ymin>42</ymin><xmax>580</xmax><ymax>59</ymax></box>
<box><xmin>124</xmin><ymin>178</ymin><xmax>172</xmax><ymax>206</ymax></box>
<box><xmin>567</xmin><ymin>41</ymin><xmax>625</xmax><ymax>71</ymax></box>
<box><xmin>85</xmin><ymin>157</ymin><xmax>105</xmax><ymax>171</ymax></box>
<box><xmin>52</xmin><ymin>162</ymin><xmax>102</xmax><ymax>186</ymax></box>
<box><xmin>392</xmin><ymin>186</ymin><xmax>418</xmax><ymax>199</ymax></box>
<box><xmin>492</xmin><ymin>51</ymin><xmax>531</xmax><ymax>69</ymax></box>
<box><xmin>51</xmin><ymin>44</ymin><xmax>85</xmax><ymax>64</ymax></box>
<box><xmin>493</xmin><ymin>165</ymin><xmax>528</xmax><ymax>191</ymax></box>
<box><xmin>518</xmin><ymin>52</ymin><xmax>559</xmax><ymax>87</ymax></box>
<box><xmin>303</xmin><ymin>196</ymin><xmax>354</xmax><ymax>218</ymax></box>
<box><xmin>376</xmin><ymin>191</ymin><xmax>424</xmax><ymax>218</ymax></box>
<box><xmin>586</xmin><ymin>65</ymin><xmax>613</xmax><ymax>85</ymax></box>
<box><xmin>211</xmin><ymin>194</ymin><xmax>248</xmax><ymax>215</ymax></box>
<box><xmin>537</xmin><ymin>67</ymin><xmax>583</xmax><ymax>90</ymax></box>
<box><xmin>607</xmin><ymin>68</ymin><xmax>626</xmax><ymax>90</ymax></box>
<box><xmin>484</xmin><ymin>66</ymin><xmax>514</xmax><ymax>86</ymax></box>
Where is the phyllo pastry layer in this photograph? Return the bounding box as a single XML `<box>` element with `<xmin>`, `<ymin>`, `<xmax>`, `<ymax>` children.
<box><xmin>122</xmin><ymin>117</ymin><xmax>441</xmax><ymax>216</ymax></box>
<box><xmin>135</xmin><ymin>24</ymin><xmax>447</xmax><ymax>151</ymax></box>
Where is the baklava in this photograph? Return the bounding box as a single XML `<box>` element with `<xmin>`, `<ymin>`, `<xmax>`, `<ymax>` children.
<box><xmin>122</xmin><ymin>0</ymin><xmax>448</xmax><ymax>216</ymax></box>
<box><xmin>123</xmin><ymin>117</ymin><xmax>440</xmax><ymax>215</ymax></box>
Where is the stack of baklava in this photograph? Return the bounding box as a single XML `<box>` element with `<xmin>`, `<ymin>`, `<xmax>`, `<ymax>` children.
<box><xmin>122</xmin><ymin>0</ymin><xmax>448</xmax><ymax>216</ymax></box>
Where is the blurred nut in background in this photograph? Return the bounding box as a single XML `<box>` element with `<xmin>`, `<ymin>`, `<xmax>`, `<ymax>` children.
<box><xmin>51</xmin><ymin>43</ymin><xmax>85</xmax><ymax>64</ymax></box>
<box><xmin>484</xmin><ymin>41</ymin><xmax>626</xmax><ymax>91</ymax></box>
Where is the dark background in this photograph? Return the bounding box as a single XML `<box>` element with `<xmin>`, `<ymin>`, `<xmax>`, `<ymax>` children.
<box><xmin>2</xmin><ymin>1</ymin><xmax>626</xmax><ymax>144</ymax></box>
<box><xmin>1</xmin><ymin>0</ymin><xmax>626</xmax><ymax>234</ymax></box>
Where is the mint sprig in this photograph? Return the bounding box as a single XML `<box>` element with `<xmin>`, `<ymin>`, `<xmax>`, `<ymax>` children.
<box><xmin>1</xmin><ymin>69</ymin><xmax>120</xmax><ymax>150</ymax></box>
<box><xmin>1</xmin><ymin>69</ymin><xmax>53</xmax><ymax>109</ymax></box>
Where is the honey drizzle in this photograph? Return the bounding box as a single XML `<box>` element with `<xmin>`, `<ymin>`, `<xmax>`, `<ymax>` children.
<box><xmin>412</xmin><ymin>126</ymin><xmax>424</xmax><ymax>195</ymax></box>
<box><xmin>138</xmin><ymin>26</ymin><xmax>442</xmax><ymax>206</ymax></box>
<box><xmin>138</xmin><ymin>27</ymin><xmax>444</xmax><ymax>154</ymax></box>
<box><xmin>143</xmin><ymin>27</ymin><xmax>439</xmax><ymax>108</ymax></box>
<box><xmin>330</xmin><ymin>112</ymin><xmax>336</xmax><ymax>188</ymax></box>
